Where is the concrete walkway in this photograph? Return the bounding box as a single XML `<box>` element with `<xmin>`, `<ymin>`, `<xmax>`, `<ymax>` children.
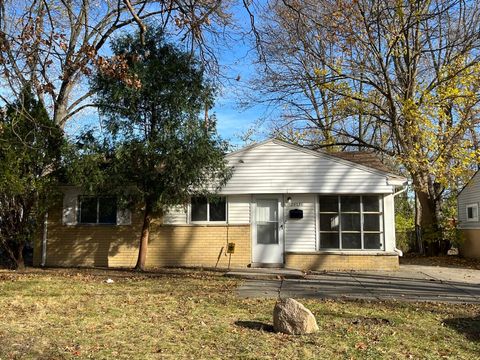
<box><xmin>231</xmin><ymin>265</ymin><xmax>480</xmax><ymax>304</ymax></box>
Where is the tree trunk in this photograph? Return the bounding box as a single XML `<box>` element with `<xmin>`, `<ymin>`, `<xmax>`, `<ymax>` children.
<box><xmin>53</xmin><ymin>97</ymin><xmax>68</xmax><ymax>129</ymax></box>
<box><xmin>414</xmin><ymin>192</ymin><xmax>424</xmax><ymax>254</ymax></box>
<box><xmin>135</xmin><ymin>200</ymin><xmax>152</xmax><ymax>271</ymax></box>
<box><xmin>415</xmin><ymin>188</ymin><xmax>450</xmax><ymax>256</ymax></box>
<box><xmin>14</xmin><ymin>242</ymin><xmax>25</xmax><ymax>271</ymax></box>
<box><xmin>416</xmin><ymin>189</ymin><xmax>436</xmax><ymax>230</ymax></box>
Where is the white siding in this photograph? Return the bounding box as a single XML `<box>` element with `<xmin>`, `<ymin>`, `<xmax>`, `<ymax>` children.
<box><xmin>61</xmin><ymin>186</ymin><xmax>132</xmax><ymax>225</ymax></box>
<box><xmin>62</xmin><ymin>187</ymin><xmax>132</xmax><ymax>226</ymax></box>
<box><xmin>228</xmin><ymin>195</ymin><xmax>250</xmax><ymax>224</ymax></box>
<box><xmin>116</xmin><ymin>209</ymin><xmax>132</xmax><ymax>225</ymax></box>
<box><xmin>222</xmin><ymin>141</ymin><xmax>394</xmax><ymax>194</ymax></box>
<box><xmin>163</xmin><ymin>205</ymin><xmax>188</xmax><ymax>224</ymax></box>
<box><xmin>458</xmin><ymin>171</ymin><xmax>480</xmax><ymax>229</ymax></box>
<box><xmin>62</xmin><ymin>187</ymin><xmax>81</xmax><ymax>225</ymax></box>
<box><xmin>383</xmin><ymin>194</ymin><xmax>396</xmax><ymax>252</ymax></box>
<box><xmin>163</xmin><ymin>197</ymin><xmax>250</xmax><ymax>225</ymax></box>
<box><xmin>284</xmin><ymin>194</ymin><xmax>317</xmax><ymax>251</ymax></box>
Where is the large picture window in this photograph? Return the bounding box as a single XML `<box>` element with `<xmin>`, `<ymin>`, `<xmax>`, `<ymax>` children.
<box><xmin>319</xmin><ymin>195</ymin><xmax>383</xmax><ymax>250</ymax></box>
<box><xmin>78</xmin><ymin>196</ymin><xmax>117</xmax><ymax>224</ymax></box>
<box><xmin>191</xmin><ymin>196</ymin><xmax>226</xmax><ymax>222</ymax></box>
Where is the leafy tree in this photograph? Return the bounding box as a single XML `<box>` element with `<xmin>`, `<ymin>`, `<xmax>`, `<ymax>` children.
<box><xmin>395</xmin><ymin>192</ymin><xmax>415</xmax><ymax>253</ymax></box>
<box><xmin>0</xmin><ymin>86</ymin><xmax>64</xmax><ymax>269</ymax></box>
<box><xmin>82</xmin><ymin>28</ymin><xmax>230</xmax><ymax>271</ymax></box>
<box><xmin>254</xmin><ymin>0</ymin><xmax>480</xmax><ymax>254</ymax></box>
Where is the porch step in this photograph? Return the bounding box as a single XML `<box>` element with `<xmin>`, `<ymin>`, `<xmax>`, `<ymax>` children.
<box><xmin>224</xmin><ymin>268</ymin><xmax>306</xmax><ymax>280</ymax></box>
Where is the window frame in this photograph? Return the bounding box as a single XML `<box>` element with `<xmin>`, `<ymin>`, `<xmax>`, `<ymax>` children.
<box><xmin>466</xmin><ymin>203</ymin><xmax>479</xmax><ymax>222</ymax></box>
<box><xmin>318</xmin><ymin>195</ymin><xmax>384</xmax><ymax>251</ymax></box>
<box><xmin>189</xmin><ymin>196</ymin><xmax>227</xmax><ymax>224</ymax></box>
<box><xmin>78</xmin><ymin>196</ymin><xmax>117</xmax><ymax>225</ymax></box>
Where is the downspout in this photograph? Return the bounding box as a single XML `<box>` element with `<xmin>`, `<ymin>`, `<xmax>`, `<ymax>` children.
<box><xmin>393</xmin><ymin>186</ymin><xmax>408</xmax><ymax>197</ymax></box>
<box><xmin>392</xmin><ymin>181</ymin><xmax>411</xmax><ymax>257</ymax></box>
<box><xmin>41</xmin><ymin>212</ymin><xmax>48</xmax><ymax>267</ymax></box>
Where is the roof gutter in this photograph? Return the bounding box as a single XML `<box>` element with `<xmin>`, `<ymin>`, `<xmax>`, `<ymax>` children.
<box><xmin>393</xmin><ymin>185</ymin><xmax>408</xmax><ymax>197</ymax></box>
<box><xmin>392</xmin><ymin>180</ymin><xmax>411</xmax><ymax>257</ymax></box>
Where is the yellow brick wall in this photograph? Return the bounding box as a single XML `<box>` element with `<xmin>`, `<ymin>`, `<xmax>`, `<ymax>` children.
<box><xmin>34</xmin><ymin>205</ymin><xmax>251</xmax><ymax>269</ymax></box>
<box><xmin>459</xmin><ymin>229</ymin><xmax>480</xmax><ymax>259</ymax></box>
<box><xmin>35</xmin><ymin>203</ymin><xmax>399</xmax><ymax>271</ymax></box>
<box><xmin>285</xmin><ymin>253</ymin><xmax>399</xmax><ymax>271</ymax></box>
<box><xmin>146</xmin><ymin>224</ymin><xmax>251</xmax><ymax>268</ymax></box>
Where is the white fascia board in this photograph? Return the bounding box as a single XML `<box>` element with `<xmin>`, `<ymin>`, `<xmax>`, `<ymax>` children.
<box><xmin>225</xmin><ymin>138</ymin><xmax>276</xmax><ymax>158</ymax></box>
<box><xmin>387</xmin><ymin>178</ymin><xmax>409</xmax><ymax>187</ymax></box>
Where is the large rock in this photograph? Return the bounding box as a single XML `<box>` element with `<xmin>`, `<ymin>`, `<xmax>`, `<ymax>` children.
<box><xmin>273</xmin><ymin>298</ymin><xmax>319</xmax><ymax>335</ymax></box>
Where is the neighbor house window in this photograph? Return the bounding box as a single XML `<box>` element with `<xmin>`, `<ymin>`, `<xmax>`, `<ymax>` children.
<box><xmin>466</xmin><ymin>203</ymin><xmax>478</xmax><ymax>222</ymax></box>
<box><xmin>78</xmin><ymin>196</ymin><xmax>117</xmax><ymax>224</ymax></box>
<box><xmin>191</xmin><ymin>196</ymin><xmax>226</xmax><ymax>222</ymax></box>
<box><xmin>319</xmin><ymin>195</ymin><xmax>383</xmax><ymax>250</ymax></box>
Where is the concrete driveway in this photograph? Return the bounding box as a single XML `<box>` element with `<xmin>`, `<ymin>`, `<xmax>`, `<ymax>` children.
<box><xmin>233</xmin><ymin>265</ymin><xmax>480</xmax><ymax>303</ymax></box>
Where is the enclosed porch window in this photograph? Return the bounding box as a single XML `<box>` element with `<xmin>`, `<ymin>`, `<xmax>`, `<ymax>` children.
<box><xmin>319</xmin><ymin>195</ymin><xmax>383</xmax><ymax>250</ymax></box>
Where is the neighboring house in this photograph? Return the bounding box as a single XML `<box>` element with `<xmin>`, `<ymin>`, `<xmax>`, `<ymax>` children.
<box><xmin>33</xmin><ymin>139</ymin><xmax>408</xmax><ymax>270</ymax></box>
<box><xmin>457</xmin><ymin>170</ymin><xmax>480</xmax><ymax>258</ymax></box>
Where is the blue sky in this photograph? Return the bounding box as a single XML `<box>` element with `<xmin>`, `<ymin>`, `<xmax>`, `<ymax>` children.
<box><xmin>210</xmin><ymin>50</ymin><xmax>271</xmax><ymax>147</ymax></box>
<box><xmin>0</xmin><ymin>2</ymin><xmax>274</xmax><ymax>148</ymax></box>
<box><xmin>59</xmin><ymin>3</ymin><xmax>274</xmax><ymax>148</ymax></box>
<box><xmin>192</xmin><ymin>3</ymin><xmax>274</xmax><ymax>147</ymax></box>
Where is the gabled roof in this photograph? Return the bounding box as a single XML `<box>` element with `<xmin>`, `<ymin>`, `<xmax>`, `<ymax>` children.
<box><xmin>227</xmin><ymin>138</ymin><xmax>407</xmax><ymax>183</ymax></box>
<box><xmin>329</xmin><ymin>151</ymin><xmax>402</xmax><ymax>178</ymax></box>
<box><xmin>458</xmin><ymin>169</ymin><xmax>480</xmax><ymax>196</ymax></box>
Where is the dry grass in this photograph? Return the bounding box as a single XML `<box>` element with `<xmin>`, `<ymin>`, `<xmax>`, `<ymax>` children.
<box><xmin>0</xmin><ymin>268</ymin><xmax>479</xmax><ymax>360</ymax></box>
<box><xmin>400</xmin><ymin>254</ymin><xmax>480</xmax><ymax>270</ymax></box>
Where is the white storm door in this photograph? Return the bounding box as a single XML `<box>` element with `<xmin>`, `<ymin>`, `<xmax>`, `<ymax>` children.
<box><xmin>252</xmin><ymin>197</ymin><xmax>284</xmax><ymax>264</ymax></box>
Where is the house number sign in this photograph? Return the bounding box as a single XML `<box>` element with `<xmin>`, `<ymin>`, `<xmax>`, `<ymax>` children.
<box><xmin>288</xmin><ymin>202</ymin><xmax>303</xmax><ymax>207</ymax></box>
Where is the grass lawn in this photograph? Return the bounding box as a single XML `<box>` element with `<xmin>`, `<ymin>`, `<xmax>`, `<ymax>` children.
<box><xmin>400</xmin><ymin>254</ymin><xmax>480</xmax><ymax>270</ymax></box>
<box><xmin>0</xmin><ymin>268</ymin><xmax>479</xmax><ymax>359</ymax></box>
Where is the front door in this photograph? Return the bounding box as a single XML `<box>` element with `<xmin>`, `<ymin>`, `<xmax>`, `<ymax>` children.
<box><xmin>252</xmin><ymin>196</ymin><xmax>284</xmax><ymax>264</ymax></box>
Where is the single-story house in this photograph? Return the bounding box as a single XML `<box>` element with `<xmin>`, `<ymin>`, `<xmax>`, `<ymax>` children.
<box><xmin>33</xmin><ymin>139</ymin><xmax>407</xmax><ymax>270</ymax></box>
<box><xmin>457</xmin><ymin>170</ymin><xmax>480</xmax><ymax>258</ymax></box>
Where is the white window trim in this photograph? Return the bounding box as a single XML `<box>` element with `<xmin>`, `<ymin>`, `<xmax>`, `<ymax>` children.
<box><xmin>189</xmin><ymin>196</ymin><xmax>228</xmax><ymax>224</ymax></box>
<box><xmin>466</xmin><ymin>203</ymin><xmax>479</xmax><ymax>222</ymax></box>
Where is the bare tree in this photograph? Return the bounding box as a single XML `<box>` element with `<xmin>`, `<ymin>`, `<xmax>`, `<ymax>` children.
<box><xmin>0</xmin><ymin>0</ymin><xmax>233</xmax><ymax>128</ymax></box>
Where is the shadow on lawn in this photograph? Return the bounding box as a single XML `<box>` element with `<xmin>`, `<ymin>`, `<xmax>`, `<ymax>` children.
<box><xmin>443</xmin><ymin>315</ymin><xmax>480</xmax><ymax>342</ymax></box>
<box><xmin>235</xmin><ymin>320</ymin><xmax>274</xmax><ymax>332</ymax></box>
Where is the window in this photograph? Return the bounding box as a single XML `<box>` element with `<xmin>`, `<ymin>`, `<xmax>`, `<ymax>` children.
<box><xmin>191</xmin><ymin>196</ymin><xmax>226</xmax><ymax>222</ymax></box>
<box><xmin>78</xmin><ymin>196</ymin><xmax>117</xmax><ymax>224</ymax></box>
<box><xmin>466</xmin><ymin>203</ymin><xmax>478</xmax><ymax>222</ymax></box>
<box><xmin>319</xmin><ymin>195</ymin><xmax>383</xmax><ymax>250</ymax></box>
